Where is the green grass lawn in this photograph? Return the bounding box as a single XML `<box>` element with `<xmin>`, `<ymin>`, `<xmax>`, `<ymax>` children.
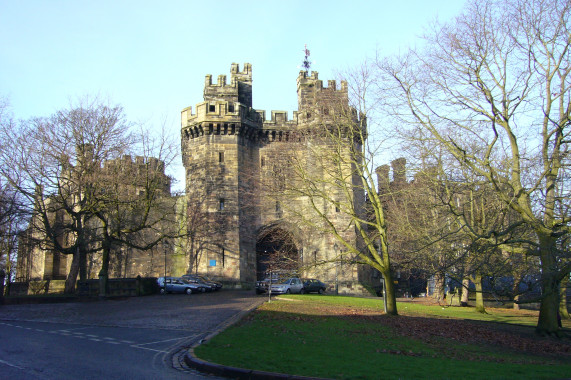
<box><xmin>194</xmin><ymin>295</ymin><xmax>571</xmax><ymax>380</ymax></box>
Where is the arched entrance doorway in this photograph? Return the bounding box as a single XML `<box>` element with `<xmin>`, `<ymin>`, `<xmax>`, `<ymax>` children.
<box><xmin>256</xmin><ymin>226</ymin><xmax>299</xmax><ymax>281</ymax></box>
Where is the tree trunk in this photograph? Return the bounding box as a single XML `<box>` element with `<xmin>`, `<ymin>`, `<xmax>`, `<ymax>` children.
<box><xmin>382</xmin><ymin>270</ymin><xmax>398</xmax><ymax>316</ymax></box>
<box><xmin>536</xmin><ymin>236</ymin><xmax>561</xmax><ymax>335</ymax></box>
<box><xmin>560</xmin><ymin>275</ymin><xmax>570</xmax><ymax>319</ymax></box>
<box><xmin>64</xmin><ymin>252</ymin><xmax>80</xmax><ymax>294</ymax></box>
<box><xmin>537</xmin><ymin>276</ymin><xmax>560</xmax><ymax>335</ymax></box>
<box><xmin>472</xmin><ymin>272</ymin><xmax>486</xmax><ymax>314</ymax></box>
<box><xmin>76</xmin><ymin>219</ymin><xmax>87</xmax><ymax>282</ymax></box>
<box><xmin>98</xmin><ymin>241</ymin><xmax>111</xmax><ymax>298</ymax></box>
<box><xmin>460</xmin><ymin>277</ymin><xmax>470</xmax><ymax>307</ymax></box>
<box><xmin>512</xmin><ymin>276</ymin><xmax>522</xmax><ymax>310</ymax></box>
<box><xmin>187</xmin><ymin>236</ymin><xmax>196</xmax><ymax>274</ymax></box>
<box><xmin>433</xmin><ymin>271</ymin><xmax>445</xmax><ymax>303</ymax></box>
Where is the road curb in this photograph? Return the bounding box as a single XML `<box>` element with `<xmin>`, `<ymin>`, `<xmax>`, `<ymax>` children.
<box><xmin>183</xmin><ymin>297</ymin><xmax>331</xmax><ymax>380</ymax></box>
<box><xmin>185</xmin><ymin>348</ymin><xmax>331</xmax><ymax>380</ymax></box>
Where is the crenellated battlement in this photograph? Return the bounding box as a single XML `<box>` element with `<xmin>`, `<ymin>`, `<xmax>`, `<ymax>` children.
<box><xmin>204</xmin><ymin>62</ymin><xmax>253</xmax><ymax>108</ymax></box>
<box><xmin>297</xmin><ymin>70</ymin><xmax>348</xmax><ymax>112</ymax></box>
<box><xmin>104</xmin><ymin>154</ymin><xmax>167</xmax><ymax>174</ymax></box>
<box><xmin>100</xmin><ymin>155</ymin><xmax>171</xmax><ymax>195</ymax></box>
<box><xmin>296</xmin><ymin>70</ymin><xmax>348</xmax><ymax>91</ymax></box>
<box><xmin>182</xmin><ymin>62</ymin><xmax>355</xmax><ymax>143</ymax></box>
<box><xmin>182</xmin><ymin>99</ymin><xmax>303</xmax><ymax>141</ymax></box>
<box><xmin>261</xmin><ymin>110</ymin><xmax>298</xmax><ymax>130</ymax></box>
<box><xmin>182</xmin><ymin>100</ymin><xmax>259</xmax><ymax>127</ymax></box>
<box><xmin>230</xmin><ymin>62</ymin><xmax>252</xmax><ymax>80</ymax></box>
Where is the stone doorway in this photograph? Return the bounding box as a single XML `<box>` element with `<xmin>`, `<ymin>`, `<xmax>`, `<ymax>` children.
<box><xmin>256</xmin><ymin>227</ymin><xmax>299</xmax><ymax>281</ymax></box>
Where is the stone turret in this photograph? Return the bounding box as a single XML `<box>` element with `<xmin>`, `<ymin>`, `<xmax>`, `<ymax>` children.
<box><xmin>296</xmin><ymin>70</ymin><xmax>348</xmax><ymax>121</ymax></box>
<box><xmin>375</xmin><ymin>165</ymin><xmax>390</xmax><ymax>194</ymax></box>
<box><xmin>391</xmin><ymin>158</ymin><xmax>407</xmax><ymax>184</ymax></box>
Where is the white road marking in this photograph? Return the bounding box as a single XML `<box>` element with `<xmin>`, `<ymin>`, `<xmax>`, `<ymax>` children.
<box><xmin>0</xmin><ymin>359</ymin><xmax>25</xmax><ymax>370</ymax></box>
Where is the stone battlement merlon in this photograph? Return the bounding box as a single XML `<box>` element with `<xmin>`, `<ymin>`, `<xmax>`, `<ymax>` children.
<box><xmin>260</xmin><ymin>110</ymin><xmax>298</xmax><ymax>129</ymax></box>
<box><xmin>296</xmin><ymin>70</ymin><xmax>348</xmax><ymax>91</ymax></box>
<box><xmin>104</xmin><ymin>155</ymin><xmax>167</xmax><ymax>173</ymax></box>
<box><xmin>203</xmin><ymin>63</ymin><xmax>253</xmax><ymax>108</ymax></box>
<box><xmin>182</xmin><ymin>98</ymin><xmax>303</xmax><ymax>129</ymax></box>
<box><xmin>230</xmin><ymin>62</ymin><xmax>252</xmax><ymax>79</ymax></box>
<box><xmin>296</xmin><ymin>70</ymin><xmax>349</xmax><ymax>111</ymax></box>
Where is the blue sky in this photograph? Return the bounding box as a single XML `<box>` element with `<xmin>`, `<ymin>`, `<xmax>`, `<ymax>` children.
<box><xmin>0</xmin><ymin>0</ymin><xmax>466</xmax><ymax>186</ymax></box>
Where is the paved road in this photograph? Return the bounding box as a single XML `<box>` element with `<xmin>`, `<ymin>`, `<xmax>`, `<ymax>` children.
<box><xmin>0</xmin><ymin>290</ymin><xmax>264</xmax><ymax>380</ymax></box>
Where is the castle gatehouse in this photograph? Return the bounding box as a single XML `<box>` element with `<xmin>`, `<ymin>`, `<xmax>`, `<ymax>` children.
<box><xmin>181</xmin><ymin>63</ymin><xmax>373</xmax><ymax>293</ymax></box>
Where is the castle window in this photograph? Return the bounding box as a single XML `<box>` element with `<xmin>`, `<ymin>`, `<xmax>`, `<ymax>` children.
<box><xmin>275</xmin><ymin>201</ymin><xmax>282</xmax><ymax>218</ymax></box>
<box><xmin>209</xmin><ymin>104</ymin><xmax>216</xmax><ymax>112</ymax></box>
<box><xmin>261</xmin><ymin>157</ymin><xmax>265</xmax><ymax>167</ymax></box>
<box><xmin>219</xmin><ymin>152</ymin><xmax>224</xmax><ymax>163</ymax></box>
<box><xmin>323</xmin><ymin>107</ymin><xmax>329</xmax><ymax>115</ymax></box>
<box><xmin>219</xmin><ymin>198</ymin><xmax>225</xmax><ymax>210</ymax></box>
<box><xmin>228</xmin><ymin>104</ymin><xmax>234</xmax><ymax>112</ymax></box>
<box><xmin>306</xmin><ymin>112</ymin><xmax>311</xmax><ymax>118</ymax></box>
<box><xmin>335</xmin><ymin>203</ymin><xmax>340</xmax><ymax>213</ymax></box>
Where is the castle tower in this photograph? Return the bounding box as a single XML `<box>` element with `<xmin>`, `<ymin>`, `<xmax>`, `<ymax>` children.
<box><xmin>181</xmin><ymin>63</ymin><xmax>260</xmax><ymax>287</ymax></box>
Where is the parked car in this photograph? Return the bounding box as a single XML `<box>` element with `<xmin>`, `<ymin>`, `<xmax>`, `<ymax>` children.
<box><xmin>255</xmin><ymin>278</ymin><xmax>270</xmax><ymax>294</ymax></box>
<box><xmin>302</xmin><ymin>279</ymin><xmax>327</xmax><ymax>294</ymax></box>
<box><xmin>197</xmin><ymin>275</ymin><xmax>223</xmax><ymax>291</ymax></box>
<box><xmin>181</xmin><ymin>275</ymin><xmax>214</xmax><ymax>292</ymax></box>
<box><xmin>270</xmin><ymin>277</ymin><xmax>304</xmax><ymax>294</ymax></box>
<box><xmin>256</xmin><ymin>272</ymin><xmax>286</xmax><ymax>294</ymax></box>
<box><xmin>157</xmin><ymin>277</ymin><xmax>200</xmax><ymax>295</ymax></box>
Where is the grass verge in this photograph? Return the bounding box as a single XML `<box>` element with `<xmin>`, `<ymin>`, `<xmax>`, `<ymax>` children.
<box><xmin>194</xmin><ymin>295</ymin><xmax>571</xmax><ymax>380</ymax></box>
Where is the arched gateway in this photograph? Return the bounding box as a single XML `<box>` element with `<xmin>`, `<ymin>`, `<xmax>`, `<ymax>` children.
<box><xmin>180</xmin><ymin>62</ymin><xmax>374</xmax><ymax>294</ymax></box>
<box><xmin>255</xmin><ymin>225</ymin><xmax>300</xmax><ymax>281</ymax></box>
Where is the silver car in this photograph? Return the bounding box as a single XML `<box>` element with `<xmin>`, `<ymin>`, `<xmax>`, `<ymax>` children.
<box><xmin>157</xmin><ymin>277</ymin><xmax>200</xmax><ymax>295</ymax></box>
<box><xmin>270</xmin><ymin>277</ymin><xmax>304</xmax><ymax>294</ymax></box>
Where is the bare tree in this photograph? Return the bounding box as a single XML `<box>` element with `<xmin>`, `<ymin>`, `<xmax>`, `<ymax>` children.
<box><xmin>279</xmin><ymin>74</ymin><xmax>400</xmax><ymax>315</ymax></box>
<box><xmin>0</xmin><ymin>181</ymin><xmax>28</xmax><ymax>294</ymax></box>
<box><xmin>377</xmin><ymin>0</ymin><xmax>571</xmax><ymax>333</ymax></box>
<box><xmin>92</xmin><ymin>133</ymin><xmax>178</xmax><ymax>295</ymax></box>
<box><xmin>0</xmin><ymin>97</ymin><xmax>133</xmax><ymax>293</ymax></box>
<box><xmin>181</xmin><ymin>180</ymin><xmax>227</xmax><ymax>276</ymax></box>
<box><xmin>0</xmin><ymin>100</ymin><xmax>28</xmax><ymax>290</ymax></box>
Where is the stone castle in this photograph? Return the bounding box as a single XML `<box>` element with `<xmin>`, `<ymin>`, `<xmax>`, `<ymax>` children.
<box><xmin>17</xmin><ymin>62</ymin><xmax>375</xmax><ymax>294</ymax></box>
<box><xmin>181</xmin><ymin>63</ymin><xmax>372</xmax><ymax>292</ymax></box>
